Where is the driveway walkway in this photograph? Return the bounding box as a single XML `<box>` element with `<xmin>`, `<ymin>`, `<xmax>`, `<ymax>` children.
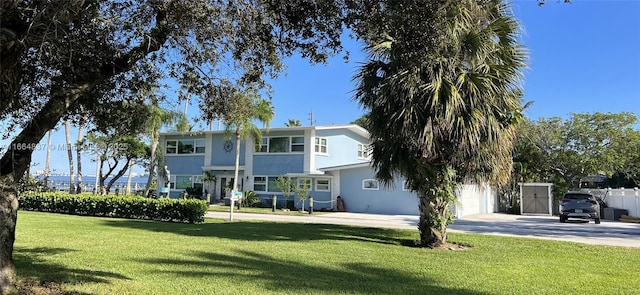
<box><xmin>205</xmin><ymin>211</ymin><xmax>640</xmax><ymax>248</ymax></box>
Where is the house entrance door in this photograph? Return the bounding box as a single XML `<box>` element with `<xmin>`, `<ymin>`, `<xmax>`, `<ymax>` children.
<box><xmin>219</xmin><ymin>177</ymin><xmax>234</xmax><ymax>199</ymax></box>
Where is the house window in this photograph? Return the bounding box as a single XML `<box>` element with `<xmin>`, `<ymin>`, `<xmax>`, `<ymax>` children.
<box><xmin>175</xmin><ymin>176</ymin><xmax>193</xmax><ymax>189</ymax></box>
<box><xmin>254</xmin><ymin>176</ymin><xmax>267</xmax><ymax>192</ymax></box>
<box><xmin>291</xmin><ymin>136</ymin><xmax>305</xmax><ymax>152</ymax></box>
<box><xmin>357</xmin><ymin>144</ymin><xmax>370</xmax><ymax>159</ymax></box>
<box><xmin>315</xmin><ymin>137</ymin><xmax>327</xmax><ymax>154</ymax></box>
<box><xmin>178</xmin><ymin>140</ymin><xmax>194</xmax><ymax>154</ymax></box>
<box><xmin>315</xmin><ymin>179</ymin><xmax>330</xmax><ymax>191</ymax></box>
<box><xmin>166</xmin><ymin>141</ymin><xmax>177</xmax><ymax>154</ymax></box>
<box><xmin>255</xmin><ymin>138</ymin><xmax>268</xmax><ymax>152</ymax></box>
<box><xmin>269</xmin><ymin>137</ymin><xmax>290</xmax><ymax>153</ymax></box>
<box><xmin>267</xmin><ymin>176</ymin><xmax>281</xmax><ymax>192</ymax></box>
<box><xmin>402</xmin><ymin>181</ymin><xmax>411</xmax><ymax>191</ymax></box>
<box><xmin>363</xmin><ymin>179</ymin><xmax>379</xmax><ymax>190</ymax></box>
<box><xmin>195</xmin><ymin>140</ymin><xmax>206</xmax><ymax>153</ymax></box>
<box><xmin>297</xmin><ymin>178</ymin><xmax>311</xmax><ymax>189</ymax></box>
<box><xmin>166</xmin><ymin>139</ymin><xmax>205</xmax><ymax>154</ymax></box>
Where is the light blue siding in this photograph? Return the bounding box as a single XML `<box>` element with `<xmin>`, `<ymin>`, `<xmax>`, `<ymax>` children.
<box><xmin>165</xmin><ymin>156</ymin><xmax>204</xmax><ymax>175</ymax></box>
<box><xmin>253</xmin><ymin>154</ymin><xmax>304</xmax><ymax>175</ymax></box>
<box><xmin>211</xmin><ymin>134</ymin><xmax>245</xmax><ymax>166</ymax></box>
<box><xmin>315</xmin><ymin>129</ymin><xmax>369</xmax><ymax>169</ymax></box>
<box><xmin>338</xmin><ymin>166</ymin><xmax>419</xmax><ymax>215</ymax></box>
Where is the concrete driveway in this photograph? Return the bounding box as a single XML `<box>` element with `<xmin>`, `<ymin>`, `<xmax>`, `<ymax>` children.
<box><xmin>205</xmin><ymin>211</ymin><xmax>640</xmax><ymax>248</ymax></box>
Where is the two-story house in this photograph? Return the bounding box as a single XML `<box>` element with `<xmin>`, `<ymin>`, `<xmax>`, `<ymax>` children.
<box><xmin>159</xmin><ymin>124</ymin><xmax>497</xmax><ymax>216</ymax></box>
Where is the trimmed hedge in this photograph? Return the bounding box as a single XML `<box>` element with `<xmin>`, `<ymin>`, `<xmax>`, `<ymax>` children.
<box><xmin>19</xmin><ymin>192</ymin><xmax>208</xmax><ymax>223</ymax></box>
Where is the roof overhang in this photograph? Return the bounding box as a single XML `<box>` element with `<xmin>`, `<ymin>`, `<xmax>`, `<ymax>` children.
<box><xmin>202</xmin><ymin>166</ymin><xmax>245</xmax><ymax>171</ymax></box>
<box><xmin>319</xmin><ymin>161</ymin><xmax>372</xmax><ymax>172</ymax></box>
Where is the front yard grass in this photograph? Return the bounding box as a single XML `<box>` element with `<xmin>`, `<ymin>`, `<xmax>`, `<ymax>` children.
<box><xmin>15</xmin><ymin>211</ymin><xmax>640</xmax><ymax>295</ymax></box>
<box><xmin>208</xmin><ymin>204</ymin><xmax>331</xmax><ymax>216</ymax></box>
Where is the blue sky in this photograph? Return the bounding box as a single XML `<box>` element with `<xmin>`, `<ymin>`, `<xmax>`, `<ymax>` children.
<box><xmin>19</xmin><ymin>0</ymin><xmax>640</xmax><ymax>175</ymax></box>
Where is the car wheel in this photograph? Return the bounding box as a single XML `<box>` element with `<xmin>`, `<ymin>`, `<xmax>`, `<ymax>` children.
<box><xmin>595</xmin><ymin>218</ymin><xmax>601</xmax><ymax>224</ymax></box>
<box><xmin>559</xmin><ymin>216</ymin><xmax>566</xmax><ymax>223</ymax></box>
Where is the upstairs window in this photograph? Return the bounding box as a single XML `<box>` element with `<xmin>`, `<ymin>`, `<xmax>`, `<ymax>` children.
<box><xmin>255</xmin><ymin>136</ymin><xmax>305</xmax><ymax>153</ymax></box>
<box><xmin>315</xmin><ymin>137</ymin><xmax>327</xmax><ymax>154</ymax></box>
<box><xmin>357</xmin><ymin>144</ymin><xmax>370</xmax><ymax>159</ymax></box>
<box><xmin>269</xmin><ymin>137</ymin><xmax>289</xmax><ymax>153</ymax></box>
<box><xmin>166</xmin><ymin>139</ymin><xmax>205</xmax><ymax>155</ymax></box>
<box><xmin>291</xmin><ymin>137</ymin><xmax>305</xmax><ymax>152</ymax></box>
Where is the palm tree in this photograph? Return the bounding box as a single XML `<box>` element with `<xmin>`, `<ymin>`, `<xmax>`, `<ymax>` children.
<box><xmin>223</xmin><ymin>89</ymin><xmax>274</xmax><ymax>214</ymax></box>
<box><xmin>64</xmin><ymin>118</ymin><xmax>76</xmax><ymax>193</ymax></box>
<box><xmin>284</xmin><ymin>119</ymin><xmax>302</xmax><ymax>127</ymax></box>
<box><xmin>353</xmin><ymin>0</ymin><xmax>526</xmax><ymax>247</ymax></box>
<box><xmin>142</xmin><ymin>94</ymin><xmax>183</xmax><ymax>198</ymax></box>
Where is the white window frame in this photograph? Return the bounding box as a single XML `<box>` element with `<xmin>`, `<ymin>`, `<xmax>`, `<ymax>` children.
<box><xmin>402</xmin><ymin>181</ymin><xmax>411</xmax><ymax>191</ymax></box>
<box><xmin>357</xmin><ymin>143</ymin><xmax>370</xmax><ymax>159</ymax></box>
<box><xmin>254</xmin><ymin>136</ymin><xmax>305</xmax><ymax>153</ymax></box>
<box><xmin>171</xmin><ymin>175</ymin><xmax>202</xmax><ymax>190</ymax></box>
<box><xmin>362</xmin><ymin>179</ymin><xmax>379</xmax><ymax>190</ymax></box>
<box><xmin>315</xmin><ymin>137</ymin><xmax>328</xmax><ymax>154</ymax></box>
<box><xmin>165</xmin><ymin>139</ymin><xmax>205</xmax><ymax>155</ymax></box>
<box><xmin>253</xmin><ymin>176</ymin><xmax>267</xmax><ymax>192</ymax></box>
<box><xmin>291</xmin><ymin>136</ymin><xmax>305</xmax><ymax>152</ymax></box>
<box><xmin>297</xmin><ymin>178</ymin><xmax>311</xmax><ymax>189</ymax></box>
<box><xmin>315</xmin><ymin>179</ymin><xmax>330</xmax><ymax>192</ymax></box>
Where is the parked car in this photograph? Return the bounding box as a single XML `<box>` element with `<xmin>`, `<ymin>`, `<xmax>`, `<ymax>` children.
<box><xmin>559</xmin><ymin>192</ymin><xmax>601</xmax><ymax>224</ymax></box>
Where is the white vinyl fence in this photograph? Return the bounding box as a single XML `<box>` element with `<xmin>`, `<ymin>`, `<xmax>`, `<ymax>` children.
<box><xmin>582</xmin><ymin>188</ymin><xmax>640</xmax><ymax>218</ymax></box>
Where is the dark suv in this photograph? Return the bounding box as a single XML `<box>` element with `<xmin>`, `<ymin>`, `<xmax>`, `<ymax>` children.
<box><xmin>559</xmin><ymin>192</ymin><xmax>601</xmax><ymax>224</ymax></box>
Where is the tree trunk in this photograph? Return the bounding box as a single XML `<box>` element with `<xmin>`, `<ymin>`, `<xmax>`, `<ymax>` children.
<box><xmin>0</xmin><ymin>178</ymin><xmax>18</xmax><ymax>295</ymax></box>
<box><xmin>65</xmin><ymin>119</ymin><xmax>76</xmax><ymax>194</ymax></box>
<box><xmin>104</xmin><ymin>158</ymin><xmax>133</xmax><ymax>193</ymax></box>
<box><xmin>125</xmin><ymin>163</ymin><xmax>134</xmax><ymax>195</ymax></box>
<box><xmin>44</xmin><ymin>130</ymin><xmax>53</xmax><ymax>189</ymax></box>
<box><xmin>76</xmin><ymin>112</ymin><xmax>87</xmax><ymax>193</ymax></box>
<box><xmin>232</xmin><ymin>129</ymin><xmax>241</xmax><ymax>193</ymax></box>
<box><xmin>416</xmin><ymin>165</ymin><xmax>457</xmax><ymax>248</ymax></box>
<box><xmin>144</xmin><ymin>131</ymin><xmax>159</xmax><ymax>197</ymax></box>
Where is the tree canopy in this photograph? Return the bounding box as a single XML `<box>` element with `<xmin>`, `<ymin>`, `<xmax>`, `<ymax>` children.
<box><xmin>353</xmin><ymin>0</ymin><xmax>527</xmax><ymax>247</ymax></box>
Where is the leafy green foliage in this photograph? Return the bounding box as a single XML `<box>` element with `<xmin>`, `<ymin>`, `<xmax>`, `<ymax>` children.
<box><xmin>18</xmin><ymin>193</ymin><xmax>207</xmax><ymax>223</ymax></box>
<box><xmin>513</xmin><ymin>112</ymin><xmax>640</xmax><ymax>195</ymax></box>
<box><xmin>353</xmin><ymin>0</ymin><xmax>526</xmax><ymax>246</ymax></box>
<box><xmin>240</xmin><ymin>191</ymin><xmax>262</xmax><ymax>208</ymax></box>
<box><xmin>275</xmin><ymin>176</ymin><xmax>294</xmax><ymax>203</ymax></box>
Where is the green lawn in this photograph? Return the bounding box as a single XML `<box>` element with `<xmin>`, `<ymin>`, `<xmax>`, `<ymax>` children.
<box><xmin>208</xmin><ymin>205</ymin><xmax>330</xmax><ymax>215</ymax></box>
<box><xmin>15</xmin><ymin>211</ymin><xmax>640</xmax><ymax>295</ymax></box>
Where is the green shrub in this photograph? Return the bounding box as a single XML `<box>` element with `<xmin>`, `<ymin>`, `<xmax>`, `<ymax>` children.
<box><xmin>241</xmin><ymin>191</ymin><xmax>262</xmax><ymax>207</ymax></box>
<box><xmin>18</xmin><ymin>192</ymin><xmax>208</xmax><ymax>223</ymax></box>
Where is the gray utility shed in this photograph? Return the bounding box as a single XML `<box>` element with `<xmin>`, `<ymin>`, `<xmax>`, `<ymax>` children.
<box><xmin>520</xmin><ymin>183</ymin><xmax>553</xmax><ymax>215</ymax></box>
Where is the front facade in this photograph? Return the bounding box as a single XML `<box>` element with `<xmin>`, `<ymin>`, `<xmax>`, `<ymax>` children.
<box><xmin>159</xmin><ymin>124</ymin><xmax>497</xmax><ymax>216</ymax></box>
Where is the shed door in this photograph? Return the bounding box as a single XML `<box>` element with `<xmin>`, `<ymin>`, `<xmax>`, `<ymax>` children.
<box><xmin>522</xmin><ymin>185</ymin><xmax>550</xmax><ymax>214</ymax></box>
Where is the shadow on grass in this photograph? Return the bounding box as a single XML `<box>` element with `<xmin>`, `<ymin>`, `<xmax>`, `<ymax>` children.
<box><xmin>135</xmin><ymin>249</ymin><xmax>487</xmax><ymax>294</ymax></box>
<box><xmin>14</xmin><ymin>247</ymin><xmax>130</xmax><ymax>291</ymax></box>
<box><xmin>100</xmin><ymin>219</ymin><xmax>418</xmax><ymax>246</ymax></box>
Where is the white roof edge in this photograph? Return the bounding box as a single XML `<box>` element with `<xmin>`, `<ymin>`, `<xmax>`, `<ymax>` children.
<box><xmin>202</xmin><ymin>166</ymin><xmax>245</xmax><ymax>171</ymax></box>
<box><xmin>319</xmin><ymin>161</ymin><xmax>372</xmax><ymax>172</ymax></box>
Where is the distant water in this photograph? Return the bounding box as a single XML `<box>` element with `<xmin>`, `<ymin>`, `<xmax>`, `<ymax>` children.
<box><xmin>36</xmin><ymin>175</ymin><xmax>149</xmax><ymax>192</ymax></box>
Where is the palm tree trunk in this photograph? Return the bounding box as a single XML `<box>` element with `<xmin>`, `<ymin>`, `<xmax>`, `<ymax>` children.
<box><xmin>144</xmin><ymin>131</ymin><xmax>159</xmax><ymax>197</ymax></box>
<box><xmin>232</xmin><ymin>129</ymin><xmax>241</xmax><ymax>194</ymax></box>
<box><xmin>417</xmin><ymin>165</ymin><xmax>457</xmax><ymax>248</ymax></box>
<box><xmin>64</xmin><ymin>119</ymin><xmax>75</xmax><ymax>194</ymax></box>
<box><xmin>125</xmin><ymin>163</ymin><xmax>134</xmax><ymax>194</ymax></box>
<box><xmin>43</xmin><ymin>130</ymin><xmax>53</xmax><ymax>189</ymax></box>
<box><xmin>75</xmin><ymin>113</ymin><xmax>87</xmax><ymax>193</ymax></box>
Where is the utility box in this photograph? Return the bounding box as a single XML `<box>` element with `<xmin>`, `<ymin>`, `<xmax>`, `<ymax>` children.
<box><xmin>603</xmin><ymin>208</ymin><xmax>629</xmax><ymax>221</ymax></box>
<box><xmin>520</xmin><ymin>183</ymin><xmax>553</xmax><ymax>215</ymax></box>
